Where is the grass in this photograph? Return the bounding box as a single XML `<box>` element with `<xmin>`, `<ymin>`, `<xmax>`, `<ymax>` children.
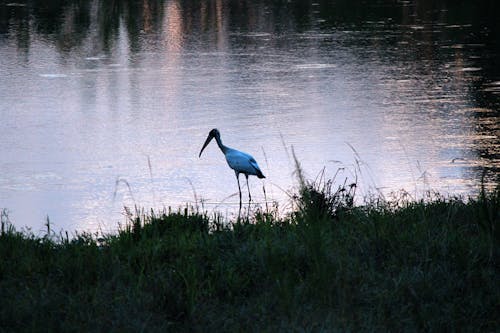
<box><xmin>0</xmin><ymin>173</ymin><xmax>499</xmax><ymax>332</ymax></box>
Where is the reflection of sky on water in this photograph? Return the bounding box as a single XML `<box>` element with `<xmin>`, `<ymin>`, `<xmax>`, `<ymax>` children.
<box><xmin>0</xmin><ymin>0</ymin><xmax>498</xmax><ymax>232</ymax></box>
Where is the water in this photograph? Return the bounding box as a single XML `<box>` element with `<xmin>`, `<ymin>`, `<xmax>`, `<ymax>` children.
<box><xmin>1</xmin><ymin>0</ymin><xmax>499</xmax><ymax>233</ymax></box>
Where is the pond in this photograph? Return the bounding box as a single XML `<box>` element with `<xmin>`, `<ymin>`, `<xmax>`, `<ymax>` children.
<box><xmin>0</xmin><ymin>0</ymin><xmax>499</xmax><ymax>233</ymax></box>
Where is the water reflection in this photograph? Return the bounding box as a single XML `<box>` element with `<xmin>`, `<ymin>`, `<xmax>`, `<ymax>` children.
<box><xmin>0</xmin><ymin>0</ymin><xmax>498</xmax><ymax>232</ymax></box>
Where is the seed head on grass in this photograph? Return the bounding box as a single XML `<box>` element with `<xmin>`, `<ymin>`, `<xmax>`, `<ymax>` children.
<box><xmin>292</xmin><ymin>148</ymin><xmax>356</xmax><ymax>223</ymax></box>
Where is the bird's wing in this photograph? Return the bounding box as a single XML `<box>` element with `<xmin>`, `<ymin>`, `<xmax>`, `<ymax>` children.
<box><xmin>248</xmin><ymin>158</ymin><xmax>265</xmax><ymax>178</ymax></box>
<box><xmin>225</xmin><ymin>149</ymin><xmax>262</xmax><ymax>176</ymax></box>
<box><xmin>248</xmin><ymin>157</ymin><xmax>261</xmax><ymax>171</ymax></box>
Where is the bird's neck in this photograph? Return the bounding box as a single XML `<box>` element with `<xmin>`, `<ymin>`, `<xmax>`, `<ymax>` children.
<box><xmin>214</xmin><ymin>135</ymin><xmax>228</xmax><ymax>154</ymax></box>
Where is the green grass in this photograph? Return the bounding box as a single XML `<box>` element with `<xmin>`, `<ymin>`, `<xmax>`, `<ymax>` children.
<box><xmin>1</xmin><ymin>178</ymin><xmax>499</xmax><ymax>332</ymax></box>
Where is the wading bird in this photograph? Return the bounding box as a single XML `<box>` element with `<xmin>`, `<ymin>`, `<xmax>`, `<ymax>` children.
<box><xmin>199</xmin><ymin>128</ymin><xmax>265</xmax><ymax>207</ymax></box>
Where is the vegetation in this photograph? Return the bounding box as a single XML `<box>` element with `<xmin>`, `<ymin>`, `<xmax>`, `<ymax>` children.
<box><xmin>1</xmin><ymin>175</ymin><xmax>499</xmax><ymax>332</ymax></box>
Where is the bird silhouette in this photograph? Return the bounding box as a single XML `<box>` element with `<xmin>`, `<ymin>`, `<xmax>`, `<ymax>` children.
<box><xmin>199</xmin><ymin>128</ymin><xmax>265</xmax><ymax>208</ymax></box>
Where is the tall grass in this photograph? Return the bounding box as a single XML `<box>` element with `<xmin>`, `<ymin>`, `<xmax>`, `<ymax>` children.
<box><xmin>0</xmin><ymin>170</ymin><xmax>498</xmax><ymax>331</ymax></box>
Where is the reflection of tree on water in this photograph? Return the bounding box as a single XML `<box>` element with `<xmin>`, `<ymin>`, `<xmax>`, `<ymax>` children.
<box><xmin>2</xmin><ymin>0</ymin><xmax>498</xmax><ymax>100</ymax></box>
<box><xmin>1</xmin><ymin>1</ymin><xmax>499</xmax><ymax>46</ymax></box>
<box><xmin>3</xmin><ymin>1</ymin><xmax>167</xmax><ymax>55</ymax></box>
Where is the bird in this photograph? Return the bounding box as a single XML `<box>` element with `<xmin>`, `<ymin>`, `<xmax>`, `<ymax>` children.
<box><xmin>199</xmin><ymin>128</ymin><xmax>265</xmax><ymax>208</ymax></box>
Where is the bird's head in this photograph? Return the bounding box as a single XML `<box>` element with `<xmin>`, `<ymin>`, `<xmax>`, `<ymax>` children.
<box><xmin>199</xmin><ymin>128</ymin><xmax>220</xmax><ymax>157</ymax></box>
<box><xmin>209</xmin><ymin>128</ymin><xmax>220</xmax><ymax>138</ymax></box>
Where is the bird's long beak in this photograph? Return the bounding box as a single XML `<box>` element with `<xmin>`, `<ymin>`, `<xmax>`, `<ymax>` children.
<box><xmin>199</xmin><ymin>134</ymin><xmax>214</xmax><ymax>157</ymax></box>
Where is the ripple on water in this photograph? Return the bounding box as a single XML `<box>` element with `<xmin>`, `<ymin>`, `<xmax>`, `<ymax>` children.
<box><xmin>483</xmin><ymin>82</ymin><xmax>500</xmax><ymax>94</ymax></box>
<box><xmin>294</xmin><ymin>63</ymin><xmax>337</xmax><ymax>70</ymax></box>
<box><xmin>459</xmin><ymin>67</ymin><xmax>482</xmax><ymax>72</ymax></box>
<box><xmin>39</xmin><ymin>73</ymin><xmax>68</xmax><ymax>78</ymax></box>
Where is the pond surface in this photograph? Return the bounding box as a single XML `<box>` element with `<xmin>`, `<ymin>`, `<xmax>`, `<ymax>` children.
<box><xmin>1</xmin><ymin>0</ymin><xmax>499</xmax><ymax>233</ymax></box>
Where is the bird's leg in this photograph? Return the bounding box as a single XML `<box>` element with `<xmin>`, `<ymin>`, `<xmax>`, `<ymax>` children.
<box><xmin>246</xmin><ymin>184</ymin><xmax>251</xmax><ymax>221</ymax></box>
<box><xmin>235</xmin><ymin>172</ymin><xmax>242</xmax><ymax>211</ymax></box>
<box><xmin>245</xmin><ymin>174</ymin><xmax>252</xmax><ymax>203</ymax></box>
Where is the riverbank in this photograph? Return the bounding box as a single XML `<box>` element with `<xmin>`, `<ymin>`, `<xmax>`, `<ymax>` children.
<box><xmin>1</xmin><ymin>177</ymin><xmax>498</xmax><ymax>331</ymax></box>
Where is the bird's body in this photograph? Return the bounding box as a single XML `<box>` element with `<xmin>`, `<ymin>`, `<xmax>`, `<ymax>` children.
<box><xmin>199</xmin><ymin>128</ymin><xmax>265</xmax><ymax>207</ymax></box>
<box><xmin>224</xmin><ymin>148</ymin><xmax>265</xmax><ymax>179</ymax></box>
